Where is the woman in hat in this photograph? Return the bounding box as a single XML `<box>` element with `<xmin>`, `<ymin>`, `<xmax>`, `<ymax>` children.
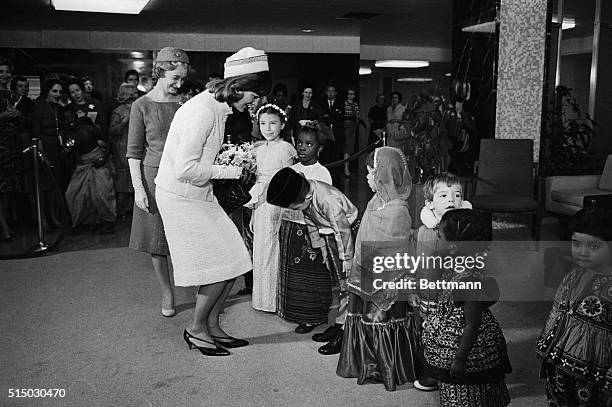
<box><xmin>155</xmin><ymin>47</ymin><xmax>271</xmax><ymax>356</ymax></box>
<box><xmin>126</xmin><ymin>47</ymin><xmax>189</xmax><ymax>318</ymax></box>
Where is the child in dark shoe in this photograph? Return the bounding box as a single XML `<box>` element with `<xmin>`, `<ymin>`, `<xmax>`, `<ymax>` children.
<box><xmin>267</xmin><ymin>166</ymin><xmax>358</xmax><ymax>355</ymax></box>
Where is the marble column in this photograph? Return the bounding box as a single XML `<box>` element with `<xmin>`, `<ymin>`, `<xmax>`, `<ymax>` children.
<box><xmin>495</xmin><ymin>0</ymin><xmax>549</xmax><ymax>160</ymax></box>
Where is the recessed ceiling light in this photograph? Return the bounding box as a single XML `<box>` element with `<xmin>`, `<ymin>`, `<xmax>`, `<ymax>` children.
<box><xmin>552</xmin><ymin>16</ymin><xmax>576</xmax><ymax>30</ymax></box>
<box><xmin>51</xmin><ymin>0</ymin><xmax>151</xmax><ymax>14</ymax></box>
<box><xmin>445</xmin><ymin>72</ymin><xmax>452</xmax><ymax>77</ymax></box>
<box><xmin>397</xmin><ymin>77</ymin><xmax>433</xmax><ymax>82</ymax></box>
<box><xmin>374</xmin><ymin>60</ymin><xmax>429</xmax><ymax>68</ymax></box>
<box><xmin>359</xmin><ymin>67</ymin><xmax>372</xmax><ymax>75</ymax></box>
<box><xmin>302</xmin><ymin>28</ymin><xmax>315</xmax><ymax>33</ymax></box>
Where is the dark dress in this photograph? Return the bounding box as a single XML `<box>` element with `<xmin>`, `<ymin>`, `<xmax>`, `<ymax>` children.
<box><xmin>423</xmin><ymin>268</ymin><xmax>511</xmax><ymax>406</ymax></box>
<box><xmin>126</xmin><ymin>96</ymin><xmax>180</xmax><ymax>255</ymax></box>
<box><xmin>337</xmin><ymin>197</ymin><xmax>420</xmax><ymax>392</ymax></box>
<box><xmin>67</xmin><ymin>98</ymin><xmax>107</xmax><ymax>135</ymax></box>
<box><xmin>64</xmin><ymin>119</ymin><xmax>116</xmax><ymax>227</ymax></box>
<box><xmin>0</xmin><ymin>90</ymin><xmax>26</xmax><ymax>193</ymax></box>
<box><xmin>536</xmin><ymin>268</ymin><xmax>612</xmax><ymax>406</ymax></box>
<box><xmin>30</xmin><ymin>100</ymin><xmax>64</xmax><ymax>191</ymax></box>
<box><xmin>367</xmin><ymin>104</ymin><xmax>387</xmax><ymax>145</ymax></box>
<box><xmin>290</xmin><ymin>101</ymin><xmax>322</xmax><ymax>134</ymax></box>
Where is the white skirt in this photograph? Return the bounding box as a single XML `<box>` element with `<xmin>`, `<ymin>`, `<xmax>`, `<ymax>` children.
<box><xmin>156</xmin><ymin>187</ymin><xmax>252</xmax><ymax>286</ymax></box>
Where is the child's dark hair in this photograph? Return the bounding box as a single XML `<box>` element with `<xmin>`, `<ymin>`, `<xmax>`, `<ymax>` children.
<box><xmin>257</xmin><ymin>103</ymin><xmax>287</xmax><ymax>123</ymax></box>
<box><xmin>440</xmin><ymin>209</ymin><xmax>490</xmax><ymax>254</ymax></box>
<box><xmin>422</xmin><ymin>172</ymin><xmax>463</xmax><ymax>201</ymax></box>
<box><xmin>569</xmin><ymin>207</ymin><xmax>612</xmax><ymax>241</ymax></box>
<box><xmin>267</xmin><ymin>167</ymin><xmax>308</xmax><ymax>207</ymax></box>
<box><xmin>296</xmin><ymin>121</ymin><xmax>330</xmax><ymax>146</ymax></box>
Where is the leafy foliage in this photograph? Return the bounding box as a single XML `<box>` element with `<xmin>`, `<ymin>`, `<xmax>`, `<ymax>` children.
<box><xmin>542</xmin><ymin>86</ymin><xmax>598</xmax><ymax>176</ymax></box>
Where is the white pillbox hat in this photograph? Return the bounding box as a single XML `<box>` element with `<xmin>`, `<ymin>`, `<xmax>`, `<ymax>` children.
<box><xmin>224</xmin><ymin>47</ymin><xmax>269</xmax><ymax>78</ymax></box>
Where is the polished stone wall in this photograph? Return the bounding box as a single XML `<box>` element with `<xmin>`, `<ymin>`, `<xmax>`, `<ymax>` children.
<box><xmin>495</xmin><ymin>0</ymin><xmax>548</xmax><ymax>160</ymax></box>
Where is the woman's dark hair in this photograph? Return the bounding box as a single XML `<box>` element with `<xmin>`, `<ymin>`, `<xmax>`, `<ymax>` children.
<box><xmin>207</xmin><ymin>71</ymin><xmax>271</xmax><ymax>105</ymax></box>
<box><xmin>390</xmin><ymin>91</ymin><xmax>403</xmax><ymax>103</ymax></box>
<box><xmin>180</xmin><ymin>79</ymin><xmax>204</xmax><ymax>95</ymax></box>
<box><xmin>272</xmin><ymin>83</ymin><xmax>288</xmax><ymax>96</ymax></box>
<box><xmin>0</xmin><ymin>58</ymin><xmax>13</xmax><ymax>70</ymax></box>
<box><xmin>65</xmin><ymin>77</ymin><xmax>84</xmax><ymax>92</ymax></box>
<box><xmin>296</xmin><ymin>121</ymin><xmax>330</xmax><ymax>146</ymax></box>
<box><xmin>440</xmin><ymin>209</ymin><xmax>490</xmax><ymax>254</ymax></box>
<box><xmin>40</xmin><ymin>78</ymin><xmax>63</xmax><ymax>99</ymax></box>
<box><xmin>569</xmin><ymin>207</ymin><xmax>612</xmax><ymax>241</ymax></box>
<box><xmin>81</xmin><ymin>76</ymin><xmax>94</xmax><ymax>85</ymax></box>
<box><xmin>10</xmin><ymin>76</ymin><xmax>28</xmax><ymax>91</ymax></box>
<box><xmin>124</xmin><ymin>69</ymin><xmax>139</xmax><ymax>82</ymax></box>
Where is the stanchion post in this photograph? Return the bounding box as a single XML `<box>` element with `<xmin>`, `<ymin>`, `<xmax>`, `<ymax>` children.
<box><xmin>24</xmin><ymin>138</ymin><xmax>49</xmax><ymax>253</ymax></box>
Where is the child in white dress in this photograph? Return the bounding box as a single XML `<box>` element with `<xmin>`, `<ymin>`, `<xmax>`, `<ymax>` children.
<box><xmin>246</xmin><ymin>104</ymin><xmax>296</xmax><ymax>312</ymax></box>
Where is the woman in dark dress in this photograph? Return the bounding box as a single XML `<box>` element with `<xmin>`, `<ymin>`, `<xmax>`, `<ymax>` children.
<box><xmin>290</xmin><ymin>86</ymin><xmax>322</xmax><ymax>137</ymax></box>
<box><xmin>0</xmin><ymin>60</ymin><xmax>23</xmax><ymax>239</ymax></box>
<box><xmin>30</xmin><ymin>78</ymin><xmax>65</xmax><ymax>228</ymax></box>
<box><xmin>367</xmin><ymin>93</ymin><xmax>386</xmax><ymax>145</ymax></box>
<box><xmin>126</xmin><ymin>47</ymin><xmax>189</xmax><ymax>317</ymax></box>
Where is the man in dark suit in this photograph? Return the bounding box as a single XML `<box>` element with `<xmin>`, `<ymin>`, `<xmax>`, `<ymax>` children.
<box><xmin>320</xmin><ymin>85</ymin><xmax>345</xmax><ymax>185</ymax></box>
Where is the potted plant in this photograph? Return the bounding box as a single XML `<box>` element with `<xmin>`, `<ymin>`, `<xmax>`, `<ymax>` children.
<box><xmin>400</xmin><ymin>94</ymin><xmax>452</xmax><ymax>182</ymax></box>
<box><xmin>541</xmin><ymin>86</ymin><xmax>599</xmax><ymax>176</ymax></box>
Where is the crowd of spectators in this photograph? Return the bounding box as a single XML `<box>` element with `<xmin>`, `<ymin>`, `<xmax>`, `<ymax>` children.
<box><xmin>0</xmin><ymin>56</ymin><xmax>418</xmax><ymax>238</ymax></box>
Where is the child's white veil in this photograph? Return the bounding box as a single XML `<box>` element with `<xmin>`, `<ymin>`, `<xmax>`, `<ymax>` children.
<box><xmin>372</xmin><ymin>147</ymin><xmax>412</xmax><ymax>204</ymax></box>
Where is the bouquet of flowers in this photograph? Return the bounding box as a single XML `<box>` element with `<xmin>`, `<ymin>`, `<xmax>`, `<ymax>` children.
<box><xmin>212</xmin><ymin>141</ymin><xmax>257</xmax><ymax>214</ymax></box>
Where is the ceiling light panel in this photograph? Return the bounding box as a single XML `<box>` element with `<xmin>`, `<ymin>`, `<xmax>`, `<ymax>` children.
<box><xmin>374</xmin><ymin>60</ymin><xmax>429</xmax><ymax>68</ymax></box>
<box><xmin>397</xmin><ymin>77</ymin><xmax>433</xmax><ymax>82</ymax></box>
<box><xmin>52</xmin><ymin>0</ymin><xmax>151</xmax><ymax>14</ymax></box>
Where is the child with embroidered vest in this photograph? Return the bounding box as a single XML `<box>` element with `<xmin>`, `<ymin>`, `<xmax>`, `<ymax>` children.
<box><xmin>536</xmin><ymin>207</ymin><xmax>612</xmax><ymax>406</ymax></box>
<box><xmin>277</xmin><ymin>122</ymin><xmax>334</xmax><ymax>333</ymax></box>
<box><xmin>267</xmin><ymin>166</ymin><xmax>358</xmax><ymax>355</ymax></box>
<box><xmin>246</xmin><ymin>104</ymin><xmax>296</xmax><ymax>312</ymax></box>
<box><xmin>423</xmin><ymin>209</ymin><xmax>511</xmax><ymax>406</ymax></box>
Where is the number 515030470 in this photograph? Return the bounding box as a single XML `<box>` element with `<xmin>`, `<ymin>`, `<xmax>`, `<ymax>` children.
<box><xmin>8</xmin><ymin>388</ymin><xmax>66</xmax><ymax>398</ymax></box>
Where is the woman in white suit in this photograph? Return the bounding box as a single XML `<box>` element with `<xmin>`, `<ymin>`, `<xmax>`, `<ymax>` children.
<box><xmin>155</xmin><ymin>47</ymin><xmax>271</xmax><ymax>356</ymax></box>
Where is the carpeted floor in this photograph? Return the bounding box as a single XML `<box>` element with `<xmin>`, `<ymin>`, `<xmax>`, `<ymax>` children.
<box><xmin>0</xmin><ymin>246</ymin><xmax>549</xmax><ymax>407</ymax></box>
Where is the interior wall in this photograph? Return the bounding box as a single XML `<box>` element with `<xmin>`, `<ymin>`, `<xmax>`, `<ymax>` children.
<box><xmin>0</xmin><ymin>30</ymin><xmax>360</xmax><ymax>54</ymax></box>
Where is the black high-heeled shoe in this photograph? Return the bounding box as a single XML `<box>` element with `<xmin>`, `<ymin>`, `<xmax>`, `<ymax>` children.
<box><xmin>183</xmin><ymin>330</ymin><xmax>230</xmax><ymax>356</ymax></box>
<box><xmin>210</xmin><ymin>334</ymin><xmax>249</xmax><ymax>348</ymax></box>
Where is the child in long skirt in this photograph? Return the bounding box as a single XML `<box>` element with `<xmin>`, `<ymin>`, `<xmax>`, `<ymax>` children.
<box><xmin>423</xmin><ymin>209</ymin><xmax>511</xmax><ymax>406</ymax></box>
<box><xmin>267</xmin><ymin>167</ymin><xmax>359</xmax><ymax>355</ymax></box>
<box><xmin>337</xmin><ymin>146</ymin><xmax>422</xmax><ymax>391</ymax></box>
<box><xmin>277</xmin><ymin>123</ymin><xmax>333</xmax><ymax>332</ymax></box>
<box><xmin>537</xmin><ymin>207</ymin><xmax>612</xmax><ymax>406</ymax></box>
<box><xmin>246</xmin><ymin>104</ymin><xmax>296</xmax><ymax>312</ymax></box>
